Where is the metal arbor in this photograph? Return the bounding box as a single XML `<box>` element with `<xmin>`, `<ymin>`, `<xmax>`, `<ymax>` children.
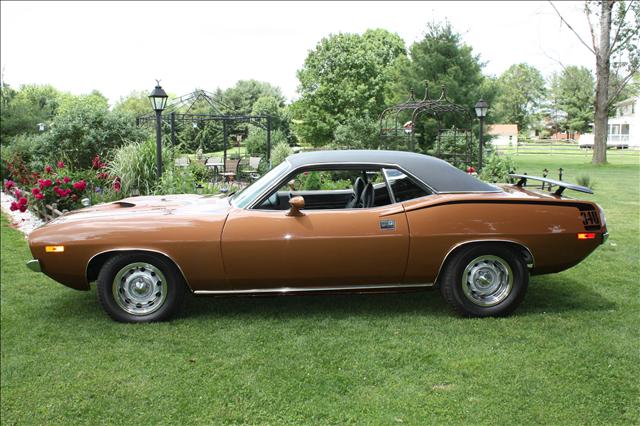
<box><xmin>136</xmin><ymin>89</ymin><xmax>273</xmax><ymax>164</ymax></box>
<box><xmin>379</xmin><ymin>82</ymin><xmax>473</xmax><ymax>166</ymax></box>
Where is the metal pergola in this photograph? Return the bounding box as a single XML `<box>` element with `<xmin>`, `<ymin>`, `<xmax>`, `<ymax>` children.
<box><xmin>379</xmin><ymin>82</ymin><xmax>471</xmax><ymax>151</ymax></box>
<box><xmin>137</xmin><ymin>89</ymin><xmax>273</xmax><ymax>163</ymax></box>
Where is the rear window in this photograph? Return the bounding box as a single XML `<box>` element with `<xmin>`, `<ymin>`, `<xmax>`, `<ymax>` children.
<box><xmin>383</xmin><ymin>168</ymin><xmax>431</xmax><ymax>202</ymax></box>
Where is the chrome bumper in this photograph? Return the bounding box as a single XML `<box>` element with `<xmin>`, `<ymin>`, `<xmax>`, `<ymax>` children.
<box><xmin>602</xmin><ymin>232</ymin><xmax>609</xmax><ymax>243</ymax></box>
<box><xmin>26</xmin><ymin>259</ymin><xmax>41</xmax><ymax>273</ymax></box>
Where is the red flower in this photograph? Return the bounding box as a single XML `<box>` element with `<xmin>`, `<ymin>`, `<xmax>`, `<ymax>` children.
<box><xmin>63</xmin><ymin>176</ymin><xmax>71</xmax><ymax>183</ymax></box>
<box><xmin>57</xmin><ymin>161</ymin><xmax>65</xmax><ymax>169</ymax></box>
<box><xmin>32</xmin><ymin>187</ymin><xmax>40</xmax><ymax>195</ymax></box>
<box><xmin>14</xmin><ymin>188</ymin><xmax>21</xmax><ymax>198</ymax></box>
<box><xmin>56</xmin><ymin>178</ymin><xmax>62</xmax><ymax>185</ymax></box>
<box><xmin>97</xmin><ymin>172</ymin><xmax>109</xmax><ymax>180</ymax></box>
<box><xmin>45</xmin><ymin>165</ymin><xmax>53</xmax><ymax>173</ymax></box>
<box><xmin>35</xmin><ymin>193</ymin><xmax>44</xmax><ymax>200</ymax></box>
<box><xmin>467</xmin><ymin>166</ymin><xmax>476</xmax><ymax>173</ymax></box>
<box><xmin>113</xmin><ymin>180</ymin><xmax>121</xmax><ymax>192</ymax></box>
<box><xmin>18</xmin><ymin>197</ymin><xmax>28</xmax><ymax>206</ymax></box>
<box><xmin>4</xmin><ymin>180</ymin><xmax>15</xmax><ymax>190</ymax></box>
<box><xmin>92</xmin><ymin>155</ymin><xmax>106</xmax><ymax>170</ymax></box>
<box><xmin>9</xmin><ymin>202</ymin><xmax>18</xmax><ymax>211</ymax></box>
<box><xmin>42</xmin><ymin>179</ymin><xmax>52</xmax><ymax>187</ymax></box>
<box><xmin>73</xmin><ymin>180</ymin><xmax>87</xmax><ymax>191</ymax></box>
<box><xmin>19</xmin><ymin>204</ymin><xmax>28</xmax><ymax>213</ymax></box>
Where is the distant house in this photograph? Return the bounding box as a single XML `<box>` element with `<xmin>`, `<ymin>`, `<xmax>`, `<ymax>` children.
<box><xmin>487</xmin><ymin>124</ymin><xmax>518</xmax><ymax>146</ymax></box>
<box><xmin>580</xmin><ymin>96</ymin><xmax>638</xmax><ymax>148</ymax></box>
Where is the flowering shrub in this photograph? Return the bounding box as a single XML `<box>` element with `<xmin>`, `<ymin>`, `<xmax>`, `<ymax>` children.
<box><xmin>3</xmin><ymin>156</ymin><xmax>123</xmax><ymax>217</ymax></box>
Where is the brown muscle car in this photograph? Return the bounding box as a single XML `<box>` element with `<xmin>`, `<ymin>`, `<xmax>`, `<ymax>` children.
<box><xmin>26</xmin><ymin>150</ymin><xmax>607</xmax><ymax>322</ymax></box>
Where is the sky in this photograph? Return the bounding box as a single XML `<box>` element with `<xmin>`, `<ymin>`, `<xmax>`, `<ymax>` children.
<box><xmin>1</xmin><ymin>1</ymin><xmax>594</xmax><ymax>106</ymax></box>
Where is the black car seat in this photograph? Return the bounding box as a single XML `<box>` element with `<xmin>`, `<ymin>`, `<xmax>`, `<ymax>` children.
<box><xmin>361</xmin><ymin>183</ymin><xmax>375</xmax><ymax>208</ymax></box>
<box><xmin>346</xmin><ymin>177</ymin><xmax>365</xmax><ymax>208</ymax></box>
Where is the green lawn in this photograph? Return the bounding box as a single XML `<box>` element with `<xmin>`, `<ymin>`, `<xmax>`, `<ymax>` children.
<box><xmin>1</xmin><ymin>150</ymin><xmax>639</xmax><ymax>424</ymax></box>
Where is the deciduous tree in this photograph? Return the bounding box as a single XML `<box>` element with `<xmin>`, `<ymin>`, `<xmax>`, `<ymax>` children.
<box><xmin>549</xmin><ymin>0</ymin><xmax>640</xmax><ymax>164</ymax></box>
<box><xmin>292</xmin><ymin>29</ymin><xmax>406</xmax><ymax>146</ymax></box>
<box><xmin>493</xmin><ymin>64</ymin><xmax>546</xmax><ymax>132</ymax></box>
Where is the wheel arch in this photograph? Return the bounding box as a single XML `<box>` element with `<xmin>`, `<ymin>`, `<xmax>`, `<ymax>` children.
<box><xmin>434</xmin><ymin>240</ymin><xmax>534</xmax><ymax>286</ymax></box>
<box><xmin>86</xmin><ymin>249</ymin><xmax>193</xmax><ymax>292</ymax></box>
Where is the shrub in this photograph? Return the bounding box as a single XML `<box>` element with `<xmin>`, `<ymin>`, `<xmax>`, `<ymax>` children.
<box><xmin>271</xmin><ymin>141</ymin><xmax>293</xmax><ymax>166</ymax></box>
<box><xmin>41</xmin><ymin>100</ymin><xmax>148</xmax><ymax>169</ymax></box>
<box><xmin>576</xmin><ymin>174</ymin><xmax>595</xmax><ymax>190</ymax></box>
<box><xmin>480</xmin><ymin>153</ymin><xmax>517</xmax><ymax>183</ymax></box>
<box><xmin>108</xmin><ymin>138</ymin><xmax>171</xmax><ymax>196</ymax></box>
<box><xmin>245</xmin><ymin>128</ymin><xmax>287</xmax><ymax>157</ymax></box>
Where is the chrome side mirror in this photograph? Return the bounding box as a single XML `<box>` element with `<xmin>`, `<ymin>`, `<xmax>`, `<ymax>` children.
<box><xmin>286</xmin><ymin>196</ymin><xmax>305</xmax><ymax>217</ymax></box>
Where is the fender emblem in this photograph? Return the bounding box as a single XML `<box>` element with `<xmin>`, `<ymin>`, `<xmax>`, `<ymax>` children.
<box><xmin>379</xmin><ymin>219</ymin><xmax>396</xmax><ymax>231</ymax></box>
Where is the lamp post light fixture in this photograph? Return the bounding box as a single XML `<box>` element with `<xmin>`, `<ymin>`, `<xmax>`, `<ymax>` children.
<box><xmin>149</xmin><ymin>80</ymin><xmax>168</xmax><ymax>177</ymax></box>
<box><xmin>474</xmin><ymin>99</ymin><xmax>489</xmax><ymax>170</ymax></box>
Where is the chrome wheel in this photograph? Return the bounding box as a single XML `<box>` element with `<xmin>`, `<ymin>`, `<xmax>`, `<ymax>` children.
<box><xmin>461</xmin><ymin>255</ymin><xmax>513</xmax><ymax>307</ymax></box>
<box><xmin>112</xmin><ymin>262</ymin><xmax>167</xmax><ymax>316</ymax></box>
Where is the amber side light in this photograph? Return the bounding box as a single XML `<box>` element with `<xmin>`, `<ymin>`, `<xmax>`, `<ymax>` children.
<box><xmin>577</xmin><ymin>233</ymin><xmax>596</xmax><ymax>240</ymax></box>
<box><xmin>45</xmin><ymin>246</ymin><xmax>65</xmax><ymax>253</ymax></box>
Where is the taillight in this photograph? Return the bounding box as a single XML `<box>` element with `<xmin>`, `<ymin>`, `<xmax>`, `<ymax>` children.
<box><xmin>577</xmin><ymin>233</ymin><xmax>597</xmax><ymax>240</ymax></box>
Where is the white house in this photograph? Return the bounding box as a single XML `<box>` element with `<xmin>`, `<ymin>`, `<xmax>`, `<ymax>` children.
<box><xmin>580</xmin><ymin>96</ymin><xmax>639</xmax><ymax>148</ymax></box>
<box><xmin>487</xmin><ymin>124</ymin><xmax>518</xmax><ymax>146</ymax></box>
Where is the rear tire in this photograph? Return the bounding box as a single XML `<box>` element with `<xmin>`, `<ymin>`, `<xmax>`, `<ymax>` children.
<box><xmin>96</xmin><ymin>253</ymin><xmax>186</xmax><ymax>323</ymax></box>
<box><xmin>439</xmin><ymin>244</ymin><xmax>528</xmax><ymax>317</ymax></box>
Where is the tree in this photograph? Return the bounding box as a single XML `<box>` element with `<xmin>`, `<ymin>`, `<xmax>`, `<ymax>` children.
<box><xmin>390</xmin><ymin>22</ymin><xmax>497</xmax><ymax>150</ymax></box>
<box><xmin>0</xmin><ymin>83</ymin><xmax>65</xmax><ymax>140</ymax></box>
<box><xmin>113</xmin><ymin>90</ymin><xmax>153</xmax><ymax>118</ymax></box>
<box><xmin>550</xmin><ymin>1</ymin><xmax>640</xmax><ymax>164</ymax></box>
<box><xmin>493</xmin><ymin>64</ymin><xmax>546</xmax><ymax>132</ymax></box>
<box><xmin>549</xmin><ymin>66</ymin><xmax>595</xmax><ymax>133</ymax></box>
<box><xmin>221</xmin><ymin>80</ymin><xmax>285</xmax><ymax>115</ymax></box>
<box><xmin>292</xmin><ymin>29</ymin><xmax>406</xmax><ymax>146</ymax></box>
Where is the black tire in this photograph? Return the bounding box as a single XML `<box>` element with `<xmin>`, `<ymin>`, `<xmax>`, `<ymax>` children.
<box><xmin>439</xmin><ymin>243</ymin><xmax>528</xmax><ymax>317</ymax></box>
<box><xmin>96</xmin><ymin>252</ymin><xmax>187</xmax><ymax>323</ymax></box>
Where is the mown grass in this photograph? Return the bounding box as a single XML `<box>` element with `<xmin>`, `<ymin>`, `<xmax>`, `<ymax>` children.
<box><xmin>1</xmin><ymin>150</ymin><xmax>639</xmax><ymax>424</ymax></box>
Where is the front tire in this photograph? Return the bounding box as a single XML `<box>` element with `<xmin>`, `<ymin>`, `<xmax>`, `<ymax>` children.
<box><xmin>96</xmin><ymin>253</ymin><xmax>186</xmax><ymax>323</ymax></box>
<box><xmin>439</xmin><ymin>244</ymin><xmax>528</xmax><ymax>317</ymax></box>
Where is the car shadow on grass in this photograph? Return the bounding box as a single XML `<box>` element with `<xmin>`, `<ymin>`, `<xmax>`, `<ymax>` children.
<box><xmin>41</xmin><ymin>275</ymin><xmax>615</xmax><ymax>323</ymax></box>
<box><xmin>182</xmin><ymin>289</ymin><xmax>451</xmax><ymax>321</ymax></box>
<box><xmin>519</xmin><ymin>275</ymin><xmax>616</xmax><ymax>315</ymax></box>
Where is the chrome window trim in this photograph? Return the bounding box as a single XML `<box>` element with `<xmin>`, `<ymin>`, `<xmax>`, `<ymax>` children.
<box><xmin>246</xmin><ymin>161</ymin><xmax>436</xmax><ymax>210</ymax></box>
<box><xmin>434</xmin><ymin>239</ymin><xmax>536</xmax><ymax>285</ymax></box>
<box><xmin>85</xmin><ymin>248</ymin><xmax>193</xmax><ymax>291</ymax></box>
<box><xmin>194</xmin><ymin>282</ymin><xmax>433</xmax><ymax>295</ymax></box>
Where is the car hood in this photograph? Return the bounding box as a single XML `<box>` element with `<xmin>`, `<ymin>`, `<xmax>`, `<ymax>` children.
<box><xmin>47</xmin><ymin>194</ymin><xmax>232</xmax><ymax>224</ymax></box>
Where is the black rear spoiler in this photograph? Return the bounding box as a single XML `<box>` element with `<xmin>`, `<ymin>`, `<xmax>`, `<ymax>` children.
<box><xmin>508</xmin><ymin>174</ymin><xmax>593</xmax><ymax>196</ymax></box>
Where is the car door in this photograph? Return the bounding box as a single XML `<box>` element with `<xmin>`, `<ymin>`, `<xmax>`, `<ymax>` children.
<box><xmin>220</xmin><ymin>204</ymin><xmax>409</xmax><ymax>289</ymax></box>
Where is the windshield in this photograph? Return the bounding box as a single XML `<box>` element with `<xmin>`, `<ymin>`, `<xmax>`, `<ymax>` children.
<box><xmin>230</xmin><ymin>161</ymin><xmax>291</xmax><ymax>208</ymax></box>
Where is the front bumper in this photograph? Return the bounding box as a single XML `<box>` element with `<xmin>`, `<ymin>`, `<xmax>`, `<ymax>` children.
<box><xmin>26</xmin><ymin>259</ymin><xmax>41</xmax><ymax>273</ymax></box>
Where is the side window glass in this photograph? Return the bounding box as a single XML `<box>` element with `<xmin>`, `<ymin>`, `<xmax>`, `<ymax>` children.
<box><xmin>256</xmin><ymin>168</ymin><xmax>392</xmax><ymax>210</ymax></box>
<box><xmin>384</xmin><ymin>168</ymin><xmax>431</xmax><ymax>202</ymax></box>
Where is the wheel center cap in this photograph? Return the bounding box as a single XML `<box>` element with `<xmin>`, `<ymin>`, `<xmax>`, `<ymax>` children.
<box><xmin>133</xmin><ymin>280</ymin><xmax>148</xmax><ymax>295</ymax></box>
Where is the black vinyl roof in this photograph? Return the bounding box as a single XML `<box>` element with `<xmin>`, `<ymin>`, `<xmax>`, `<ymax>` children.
<box><xmin>286</xmin><ymin>150</ymin><xmax>500</xmax><ymax>193</ymax></box>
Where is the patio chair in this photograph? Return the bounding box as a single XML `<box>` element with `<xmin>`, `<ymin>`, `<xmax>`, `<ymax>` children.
<box><xmin>240</xmin><ymin>156</ymin><xmax>262</xmax><ymax>181</ymax></box>
<box><xmin>205</xmin><ymin>157</ymin><xmax>223</xmax><ymax>181</ymax></box>
<box><xmin>219</xmin><ymin>159</ymin><xmax>240</xmax><ymax>183</ymax></box>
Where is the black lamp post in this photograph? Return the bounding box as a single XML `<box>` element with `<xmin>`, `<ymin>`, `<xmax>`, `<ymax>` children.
<box><xmin>149</xmin><ymin>81</ymin><xmax>168</xmax><ymax>177</ymax></box>
<box><xmin>475</xmin><ymin>99</ymin><xmax>489</xmax><ymax>169</ymax></box>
